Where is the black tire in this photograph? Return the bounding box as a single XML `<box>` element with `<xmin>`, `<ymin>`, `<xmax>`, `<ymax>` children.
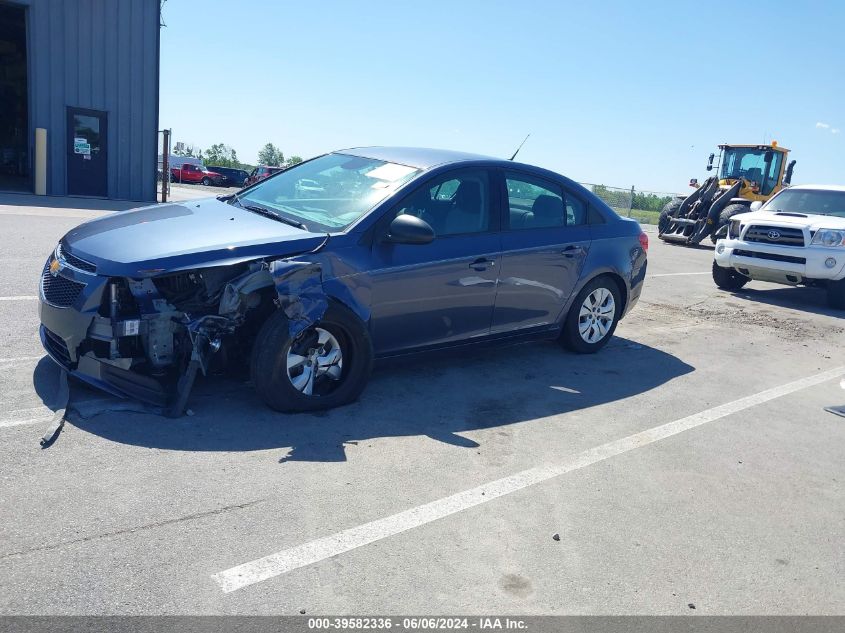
<box><xmin>559</xmin><ymin>276</ymin><xmax>622</xmax><ymax>354</ymax></box>
<box><xmin>827</xmin><ymin>279</ymin><xmax>845</xmax><ymax>310</ymax></box>
<box><xmin>250</xmin><ymin>303</ymin><xmax>373</xmax><ymax>412</ymax></box>
<box><xmin>169</xmin><ymin>173</ymin><xmax>176</xmax><ymax>183</ymax></box>
<box><xmin>658</xmin><ymin>197</ymin><xmax>684</xmax><ymax>235</ymax></box>
<box><xmin>718</xmin><ymin>202</ymin><xmax>749</xmax><ymax>226</ymax></box>
<box><xmin>202</xmin><ymin>176</ymin><xmax>211</xmax><ymax>186</ymax></box>
<box><xmin>712</xmin><ymin>260</ymin><xmax>749</xmax><ymax>291</ymax></box>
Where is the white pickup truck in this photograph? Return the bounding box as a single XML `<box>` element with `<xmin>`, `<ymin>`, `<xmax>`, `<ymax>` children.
<box><xmin>713</xmin><ymin>184</ymin><xmax>845</xmax><ymax>309</ymax></box>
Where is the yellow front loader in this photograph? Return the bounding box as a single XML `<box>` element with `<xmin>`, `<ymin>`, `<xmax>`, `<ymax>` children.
<box><xmin>658</xmin><ymin>142</ymin><xmax>797</xmax><ymax>245</ymax></box>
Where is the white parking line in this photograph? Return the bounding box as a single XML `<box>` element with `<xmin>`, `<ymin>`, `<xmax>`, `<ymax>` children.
<box><xmin>0</xmin><ymin>416</ymin><xmax>52</xmax><ymax>429</ymax></box>
<box><xmin>0</xmin><ymin>295</ymin><xmax>38</xmax><ymax>301</ymax></box>
<box><xmin>212</xmin><ymin>365</ymin><xmax>844</xmax><ymax>593</ymax></box>
<box><xmin>0</xmin><ymin>355</ymin><xmax>43</xmax><ymax>364</ymax></box>
<box><xmin>649</xmin><ymin>272</ymin><xmax>711</xmax><ymax>278</ymax></box>
<box><xmin>0</xmin><ymin>398</ymin><xmax>119</xmax><ymax>430</ymax></box>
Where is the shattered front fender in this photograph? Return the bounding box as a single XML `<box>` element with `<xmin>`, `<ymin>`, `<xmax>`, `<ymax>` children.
<box><xmin>270</xmin><ymin>260</ymin><xmax>329</xmax><ymax>337</ymax></box>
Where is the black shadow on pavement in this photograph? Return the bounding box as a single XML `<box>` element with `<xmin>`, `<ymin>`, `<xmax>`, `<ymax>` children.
<box><xmin>53</xmin><ymin>337</ymin><xmax>695</xmax><ymax>462</ymax></box>
<box><xmin>727</xmin><ymin>285</ymin><xmax>845</xmax><ymax>319</ymax></box>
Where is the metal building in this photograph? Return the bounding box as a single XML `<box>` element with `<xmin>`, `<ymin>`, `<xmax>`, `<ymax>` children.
<box><xmin>0</xmin><ymin>0</ymin><xmax>160</xmax><ymax>200</ymax></box>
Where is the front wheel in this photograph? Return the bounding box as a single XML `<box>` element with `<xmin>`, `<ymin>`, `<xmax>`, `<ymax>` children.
<box><xmin>712</xmin><ymin>260</ymin><xmax>749</xmax><ymax>291</ymax></box>
<box><xmin>250</xmin><ymin>303</ymin><xmax>373</xmax><ymax>412</ymax></box>
<box><xmin>559</xmin><ymin>276</ymin><xmax>622</xmax><ymax>353</ymax></box>
<box><xmin>202</xmin><ymin>177</ymin><xmax>211</xmax><ymax>186</ymax></box>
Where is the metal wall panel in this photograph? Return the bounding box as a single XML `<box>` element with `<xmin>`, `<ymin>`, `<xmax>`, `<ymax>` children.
<box><xmin>15</xmin><ymin>0</ymin><xmax>159</xmax><ymax>200</ymax></box>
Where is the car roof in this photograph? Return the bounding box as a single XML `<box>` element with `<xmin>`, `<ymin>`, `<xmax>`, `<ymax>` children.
<box><xmin>785</xmin><ymin>184</ymin><xmax>845</xmax><ymax>192</ymax></box>
<box><xmin>337</xmin><ymin>146</ymin><xmax>502</xmax><ymax>169</ymax></box>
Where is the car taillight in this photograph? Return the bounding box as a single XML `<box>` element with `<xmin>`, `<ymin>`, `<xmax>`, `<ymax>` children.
<box><xmin>639</xmin><ymin>231</ymin><xmax>649</xmax><ymax>252</ymax></box>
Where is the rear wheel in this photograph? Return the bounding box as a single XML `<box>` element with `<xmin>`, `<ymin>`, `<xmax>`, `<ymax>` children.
<box><xmin>658</xmin><ymin>198</ymin><xmax>684</xmax><ymax>235</ymax></box>
<box><xmin>250</xmin><ymin>303</ymin><xmax>373</xmax><ymax>412</ymax></box>
<box><xmin>827</xmin><ymin>279</ymin><xmax>845</xmax><ymax>310</ymax></box>
<box><xmin>559</xmin><ymin>276</ymin><xmax>622</xmax><ymax>354</ymax></box>
<box><xmin>712</xmin><ymin>260</ymin><xmax>749</xmax><ymax>291</ymax></box>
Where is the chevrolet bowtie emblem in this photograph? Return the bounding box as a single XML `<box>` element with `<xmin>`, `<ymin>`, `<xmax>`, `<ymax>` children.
<box><xmin>49</xmin><ymin>258</ymin><xmax>62</xmax><ymax>277</ymax></box>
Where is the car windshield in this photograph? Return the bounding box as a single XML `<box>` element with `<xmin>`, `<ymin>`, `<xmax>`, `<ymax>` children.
<box><xmin>763</xmin><ymin>189</ymin><xmax>845</xmax><ymax>217</ymax></box>
<box><xmin>238</xmin><ymin>153</ymin><xmax>421</xmax><ymax>230</ymax></box>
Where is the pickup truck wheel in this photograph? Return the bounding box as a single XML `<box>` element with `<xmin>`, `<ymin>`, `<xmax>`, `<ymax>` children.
<box><xmin>559</xmin><ymin>276</ymin><xmax>621</xmax><ymax>354</ymax></box>
<box><xmin>827</xmin><ymin>279</ymin><xmax>845</xmax><ymax>310</ymax></box>
<box><xmin>712</xmin><ymin>260</ymin><xmax>749</xmax><ymax>291</ymax></box>
<box><xmin>250</xmin><ymin>303</ymin><xmax>373</xmax><ymax>412</ymax></box>
<box><xmin>201</xmin><ymin>177</ymin><xmax>211</xmax><ymax>186</ymax></box>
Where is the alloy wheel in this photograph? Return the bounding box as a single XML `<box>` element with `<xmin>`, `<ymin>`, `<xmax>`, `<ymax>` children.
<box><xmin>286</xmin><ymin>327</ymin><xmax>343</xmax><ymax>396</ymax></box>
<box><xmin>578</xmin><ymin>287</ymin><xmax>615</xmax><ymax>344</ymax></box>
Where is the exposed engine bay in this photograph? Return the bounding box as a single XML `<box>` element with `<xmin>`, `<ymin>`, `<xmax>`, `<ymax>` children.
<box><xmin>51</xmin><ymin>251</ymin><xmax>330</xmax><ymax>417</ymax></box>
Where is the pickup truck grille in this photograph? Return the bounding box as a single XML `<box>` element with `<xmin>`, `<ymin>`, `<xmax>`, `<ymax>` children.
<box><xmin>744</xmin><ymin>225</ymin><xmax>805</xmax><ymax>247</ymax></box>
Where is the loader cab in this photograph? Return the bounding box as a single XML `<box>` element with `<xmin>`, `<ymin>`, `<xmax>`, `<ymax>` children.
<box><xmin>717</xmin><ymin>143</ymin><xmax>789</xmax><ymax>200</ymax></box>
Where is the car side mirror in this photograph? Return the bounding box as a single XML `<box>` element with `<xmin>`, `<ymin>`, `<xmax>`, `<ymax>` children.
<box><xmin>386</xmin><ymin>214</ymin><xmax>435</xmax><ymax>244</ymax></box>
<box><xmin>750</xmin><ymin>201</ymin><xmax>763</xmax><ymax>212</ymax></box>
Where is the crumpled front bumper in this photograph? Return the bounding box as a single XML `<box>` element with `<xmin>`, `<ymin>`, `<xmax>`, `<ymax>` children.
<box><xmin>38</xmin><ymin>260</ymin><xmax>168</xmax><ymax>406</ymax></box>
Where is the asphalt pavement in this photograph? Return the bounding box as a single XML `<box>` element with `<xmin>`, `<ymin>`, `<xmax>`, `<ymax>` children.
<box><xmin>0</xmin><ymin>196</ymin><xmax>843</xmax><ymax>615</ymax></box>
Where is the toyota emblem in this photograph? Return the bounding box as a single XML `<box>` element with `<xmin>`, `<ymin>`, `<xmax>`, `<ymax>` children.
<box><xmin>767</xmin><ymin>230</ymin><xmax>781</xmax><ymax>240</ymax></box>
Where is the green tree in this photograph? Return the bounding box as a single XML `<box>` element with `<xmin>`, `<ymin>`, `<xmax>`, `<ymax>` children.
<box><xmin>257</xmin><ymin>143</ymin><xmax>283</xmax><ymax>166</ymax></box>
<box><xmin>204</xmin><ymin>143</ymin><xmax>239</xmax><ymax>167</ymax></box>
<box><xmin>284</xmin><ymin>155</ymin><xmax>303</xmax><ymax>167</ymax></box>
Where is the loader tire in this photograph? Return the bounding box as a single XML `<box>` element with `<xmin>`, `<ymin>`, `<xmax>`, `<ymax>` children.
<box><xmin>719</xmin><ymin>203</ymin><xmax>749</xmax><ymax>230</ymax></box>
<box><xmin>710</xmin><ymin>203</ymin><xmax>750</xmax><ymax>244</ymax></box>
<box><xmin>712</xmin><ymin>260</ymin><xmax>749</xmax><ymax>291</ymax></box>
<box><xmin>658</xmin><ymin>198</ymin><xmax>684</xmax><ymax>235</ymax></box>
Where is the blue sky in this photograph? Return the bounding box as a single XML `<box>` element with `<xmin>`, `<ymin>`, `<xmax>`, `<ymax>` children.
<box><xmin>160</xmin><ymin>0</ymin><xmax>844</xmax><ymax>193</ymax></box>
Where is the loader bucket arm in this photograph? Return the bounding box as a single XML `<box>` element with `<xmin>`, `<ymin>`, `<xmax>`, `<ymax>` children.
<box><xmin>677</xmin><ymin>176</ymin><xmax>715</xmax><ymax>217</ymax></box>
<box><xmin>690</xmin><ymin>180</ymin><xmax>742</xmax><ymax>244</ymax></box>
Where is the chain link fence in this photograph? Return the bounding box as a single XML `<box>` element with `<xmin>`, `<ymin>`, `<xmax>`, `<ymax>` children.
<box><xmin>578</xmin><ymin>183</ymin><xmax>684</xmax><ymax>225</ymax></box>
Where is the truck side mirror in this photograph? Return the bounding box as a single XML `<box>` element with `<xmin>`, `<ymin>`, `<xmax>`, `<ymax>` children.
<box><xmin>764</xmin><ymin>151</ymin><xmax>774</xmax><ymax>164</ymax></box>
<box><xmin>706</xmin><ymin>153</ymin><xmax>715</xmax><ymax>171</ymax></box>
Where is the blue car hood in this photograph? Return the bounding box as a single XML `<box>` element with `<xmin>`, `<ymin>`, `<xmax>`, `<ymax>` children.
<box><xmin>62</xmin><ymin>198</ymin><xmax>328</xmax><ymax>277</ymax></box>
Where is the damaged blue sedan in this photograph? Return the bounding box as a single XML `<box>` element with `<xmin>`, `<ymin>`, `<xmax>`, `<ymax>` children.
<box><xmin>38</xmin><ymin>147</ymin><xmax>648</xmax><ymax>415</ymax></box>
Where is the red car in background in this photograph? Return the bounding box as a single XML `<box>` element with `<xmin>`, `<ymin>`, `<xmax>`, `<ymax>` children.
<box><xmin>244</xmin><ymin>165</ymin><xmax>285</xmax><ymax>186</ymax></box>
<box><xmin>170</xmin><ymin>163</ymin><xmax>226</xmax><ymax>186</ymax></box>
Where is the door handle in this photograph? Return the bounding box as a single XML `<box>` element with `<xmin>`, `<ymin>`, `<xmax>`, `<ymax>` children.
<box><xmin>469</xmin><ymin>258</ymin><xmax>496</xmax><ymax>271</ymax></box>
<box><xmin>561</xmin><ymin>245</ymin><xmax>585</xmax><ymax>258</ymax></box>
